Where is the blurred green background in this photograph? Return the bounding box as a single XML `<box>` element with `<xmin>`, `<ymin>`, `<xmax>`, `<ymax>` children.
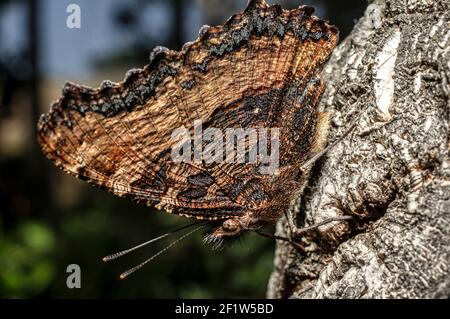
<box><xmin>0</xmin><ymin>0</ymin><xmax>365</xmax><ymax>298</ymax></box>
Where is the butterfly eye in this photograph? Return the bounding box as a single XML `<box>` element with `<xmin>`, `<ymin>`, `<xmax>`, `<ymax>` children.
<box><xmin>222</xmin><ymin>219</ymin><xmax>241</xmax><ymax>234</ymax></box>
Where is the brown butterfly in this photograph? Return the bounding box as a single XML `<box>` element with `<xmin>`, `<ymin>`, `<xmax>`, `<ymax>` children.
<box><xmin>37</xmin><ymin>0</ymin><xmax>342</xmax><ymax>269</ymax></box>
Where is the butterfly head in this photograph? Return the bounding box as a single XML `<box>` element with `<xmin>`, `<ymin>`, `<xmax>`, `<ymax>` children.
<box><xmin>203</xmin><ymin>218</ymin><xmax>248</xmax><ymax>250</ymax></box>
<box><xmin>203</xmin><ymin>209</ymin><xmax>278</xmax><ymax>250</ymax></box>
<box><xmin>213</xmin><ymin>219</ymin><xmax>243</xmax><ymax>237</ymax></box>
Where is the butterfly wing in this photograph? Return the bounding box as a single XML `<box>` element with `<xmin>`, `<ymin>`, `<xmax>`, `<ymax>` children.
<box><xmin>37</xmin><ymin>0</ymin><xmax>338</xmax><ymax>220</ymax></box>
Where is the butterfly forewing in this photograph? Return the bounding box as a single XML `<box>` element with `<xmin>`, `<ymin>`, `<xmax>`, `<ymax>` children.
<box><xmin>37</xmin><ymin>0</ymin><xmax>338</xmax><ymax>221</ymax></box>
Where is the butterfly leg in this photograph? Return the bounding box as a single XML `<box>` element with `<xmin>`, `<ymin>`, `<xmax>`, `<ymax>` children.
<box><xmin>291</xmin><ymin>215</ymin><xmax>353</xmax><ymax>238</ymax></box>
<box><xmin>284</xmin><ymin>210</ymin><xmax>296</xmax><ymax>238</ymax></box>
<box><xmin>256</xmin><ymin>229</ymin><xmax>306</xmax><ymax>252</ymax></box>
<box><xmin>300</xmin><ymin>119</ymin><xmax>357</xmax><ymax>172</ymax></box>
<box><xmin>257</xmin><ymin>215</ymin><xmax>353</xmax><ymax>250</ymax></box>
<box><xmin>285</xmin><ymin>206</ymin><xmax>353</xmax><ymax>242</ymax></box>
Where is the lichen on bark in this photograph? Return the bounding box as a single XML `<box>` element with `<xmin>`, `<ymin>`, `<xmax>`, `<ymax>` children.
<box><xmin>268</xmin><ymin>0</ymin><xmax>450</xmax><ymax>299</ymax></box>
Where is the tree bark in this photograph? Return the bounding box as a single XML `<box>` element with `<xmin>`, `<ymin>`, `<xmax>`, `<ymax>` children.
<box><xmin>268</xmin><ymin>0</ymin><xmax>450</xmax><ymax>299</ymax></box>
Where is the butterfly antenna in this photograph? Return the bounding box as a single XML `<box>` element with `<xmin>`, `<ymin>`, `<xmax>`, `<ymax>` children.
<box><xmin>119</xmin><ymin>224</ymin><xmax>205</xmax><ymax>280</ymax></box>
<box><xmin>102</xmin><ymin>221</ymin><xmax>203</xmax><ymax>262</ymax></box>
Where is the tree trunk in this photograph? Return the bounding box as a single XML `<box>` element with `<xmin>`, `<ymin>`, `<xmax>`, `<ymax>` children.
<box><xmin>267</xmin><ymin>0</ymin><xmax>450</xmax><ymax>299</ymax></box>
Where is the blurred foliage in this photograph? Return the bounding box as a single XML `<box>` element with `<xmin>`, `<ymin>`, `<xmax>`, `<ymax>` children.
<box><xmin>0</xmin><ymin>221</ymin><xmax>56</xmax><ymax>297</ymax></box>
<box><xmin>0</xmin><ymin>0</ymin><xmax>365</xmax><ymax>298</ymax></box>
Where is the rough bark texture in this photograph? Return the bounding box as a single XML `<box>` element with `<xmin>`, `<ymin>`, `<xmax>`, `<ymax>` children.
<box><xmin>268</xmin><ymin>0</ymin><xmax>450</xmax><ymax>299</ymax></box>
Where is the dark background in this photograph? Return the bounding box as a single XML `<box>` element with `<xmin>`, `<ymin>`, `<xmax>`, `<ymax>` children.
<box><xmin>0</xmin><ymin>0</ymin><xmax>365</xmax><ymax>298</ymax></box>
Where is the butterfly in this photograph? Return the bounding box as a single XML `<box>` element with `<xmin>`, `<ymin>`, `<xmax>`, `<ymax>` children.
<box><xmin>37</xmin><ymin>0</ymin><xmax>339</xmax><ymax>261</ymax></box>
